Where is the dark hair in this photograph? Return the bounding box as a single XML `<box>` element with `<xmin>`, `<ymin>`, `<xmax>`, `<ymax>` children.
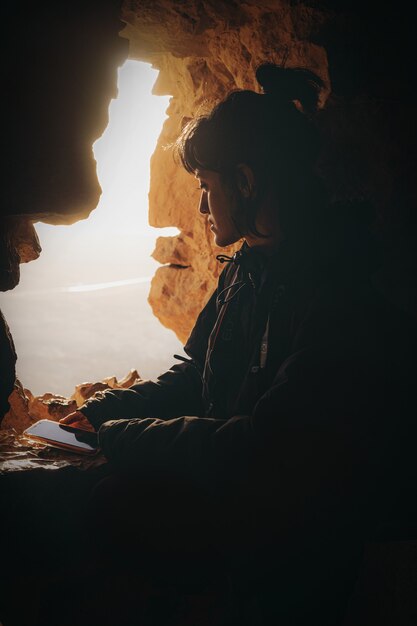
<box><xmin>175</xmin><ymin>64</ymin><xmax>326</xmax><ymax>239</ymax></box>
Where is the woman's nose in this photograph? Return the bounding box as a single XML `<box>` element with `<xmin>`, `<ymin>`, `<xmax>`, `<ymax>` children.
<box><xmin>198</xmin><ymin>191</ymin><xmax>209</xmax><ymax>215</ymax></box>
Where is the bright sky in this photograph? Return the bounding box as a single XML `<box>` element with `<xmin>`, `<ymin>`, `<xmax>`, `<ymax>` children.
<box><xmin>0</xmin><ymin>60</ymin><xmax>186</xmax><ymax>396</ymax></box>
<box><xmin>14</xmin><ymin>60</ymin><xmax>176</xmax><ymax>292</ymax></box>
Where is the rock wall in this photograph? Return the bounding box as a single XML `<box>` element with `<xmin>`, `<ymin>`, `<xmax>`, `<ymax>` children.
<box><xmin>3</xmin><ymin>0</ymin><xmax>128</xmax><ymax>225</ymax></box>
<box><xmin>1</xmin><ymin>1</ymin><xmax>416</xmax><ymax>422</ymax></box>
<box><xmin>122</xmin><ymin>0</ymin><xmax>330</xmax><ymax>342</ymax></box>
<box><xmin>2</xmin><ymin>371</ymin><xmax>141</xmax><ymax>434</ymax></box>
<box><xmin>0</xmin><ymin>0</ymin><xmax>128</xmax><ymax>422</ymax></box>
<box><xmin>121</xmin><ymin>0</ymin><xmax>417</xmax><ymax>342</ymax></box>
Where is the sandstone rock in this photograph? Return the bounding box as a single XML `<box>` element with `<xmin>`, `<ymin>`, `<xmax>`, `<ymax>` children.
<box><xmin>122</xmin><ymin>0</ymin><xmax>330</xmax><ymax>340</ymax></box>
<box><xmin>1</xmin><ymin>381</ymin><xmax>32</xmax><ymax>433</ymax></box>
<box><xmin>1</xmin><ymin>381</ymin><xmax>78</xmax><ymax>434</ymax></box>
<box><xmin>105</xmin><ymin>369</ymin><xmax>142</xmax><ymax>388</ymax></box>
<box><xmin>26</xmin><ymin>391</ymin><xmax>78</xmax><ymax>425</ymax></box>
<box><xmin>149</xmin><ymin>265</ymin><xmax>216</xmax><ymax>343</ymax></box>
<box><xmin>71</xmin><ymin>369</ymin><xmax>142</xmax><ymax>407</ymax></box>
<box><xmin>0</xmin><ymin>217</ymin><xmax>41</xmax><ymax>292</ymax></box>
<box><xmin>4</xmin><ymin>2</ymin><xmax>128</xmax><ymax>225</ymax></box>
<box><xmin>14</xmin><ymin>219</ymin><xmax>42</xmax><ymax>264</ymax></box>
<box><xmin>1</xmin><ymin>370</ymin><xmax>143</xmax><ymax>432</ymax></box>
<box><xmin>1</xmin><ymin>2</ymin><xmax>128</xmax><ymax>413</ymax></box>
<box><xmin>1</xmin><ymin>0</ymin><xmax>416</xmax><ymax>411</ymax></box>
<box><xmin>71</xmin><ymin>382</ymin><xmax>111</xmax><ymax>409</ymax></box>
<box><xmin>121</xmin><ymin>0</ymin><xmax>417</xmax><ymax>339</ymax></box>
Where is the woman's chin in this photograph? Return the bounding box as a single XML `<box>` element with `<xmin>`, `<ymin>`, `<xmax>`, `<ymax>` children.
<box><xmin>214</xmin><ymin>235</ymin><xmax>228</xmax><ymax>247</ymax></box>
<box><xmin>212</xmin><ymin>232</ymin><xmax>240</xmax><ymax>248</ymax></box>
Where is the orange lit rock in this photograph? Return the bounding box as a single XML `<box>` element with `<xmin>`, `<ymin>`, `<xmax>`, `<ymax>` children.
<box><xmin>1</xmin><ymin>381</ymin><xmax>33</xmax><ymax>433</ymax></box>
<box><xmin>27</xmin><ymin>391</ymin><xmax>78</xmax><ymax>424</ymax></box>
<box><xmin>1</xmin><ymin>370</ymin><xmax>143</xmax><ymax>433</ymax></box>
<box><xmin>0</xmin><ymin>2</ymin><xmax>128</xmax><ymax>422</ymax></box>
<box><xmin>2</xmin><ymin>382</ymin><xmax>78</xmax><ymax>433</ymax></box>
<box><xmin>1</xmin><ymin>0</ymin><xmax>416</xmax><ymax>428</ymax></box>
<box><xmin>150</xmin><ymin>228</ymin><xmax>227</xmax><ymax>342</ymax></box>
<box><xmin>123</xmin><ymin>1</ymin><xmax>417</xmax><ymax>340</ymax></box>
<box><xmin>72</xmin><ymin>382</ymin><xmax>111</xmax><ymax>409</ymax></box>
<box><xmin>122</xmin><ymin>0</ymin><xmax>329</xmax><ymax>341</ymax></box>
<box><xmin>12</xmin><ymin>218</ymin><xmax>42</xmax><ymax>264</ymax></box>
<box><xmin>72</xmin><ymin>369</ymin><xmax>142</xmax><ymax>407</ymax></box>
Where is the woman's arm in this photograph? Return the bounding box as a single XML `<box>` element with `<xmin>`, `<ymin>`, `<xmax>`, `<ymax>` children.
<box><xmin>77</xmin><ymin>361</ymin><xmax>205</xmax><ymax>431</ymax></box>
<box><xmin>95</xmin><ymin>342</ymin><xmax>352</xmax><ymax>490</ymax></box>
<box><xmin>94</xmin><ymin>298</ymin><xmax>401</xmax><ymax>493</ymax></box>
<box><xmin>61</xmin><ymin>282</ymin><xmax>223</xmax><ymax>431</ymax></box>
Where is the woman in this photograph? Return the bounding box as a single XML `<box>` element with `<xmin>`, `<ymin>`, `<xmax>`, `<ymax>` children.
<box><xmin>58</xmin><ymin>65</ymin><xmax>415</xmax><ymax>624</ymax></box>
<box><xmin>61</xmin><ymin>64</ymin><xmax>330</xmax><ymax>453</ymax></box>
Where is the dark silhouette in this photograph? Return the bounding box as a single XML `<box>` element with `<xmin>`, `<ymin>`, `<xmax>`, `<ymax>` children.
<box><xmin>1</xmin><ymin>64</ymin><xmax>416</xmax><ymax>626</ymax></box>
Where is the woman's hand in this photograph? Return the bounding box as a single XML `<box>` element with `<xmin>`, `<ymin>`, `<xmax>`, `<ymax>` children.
<box><xmin>59</xmin><ymin>411</ymin><xmax>95</xmax><ymax>431</ymax></box>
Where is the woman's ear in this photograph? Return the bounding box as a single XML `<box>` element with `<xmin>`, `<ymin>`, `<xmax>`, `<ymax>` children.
<box><xmin>235</xmin><ymin>163</ymin><xmax>256</xmax><ymax>199</ymax></box>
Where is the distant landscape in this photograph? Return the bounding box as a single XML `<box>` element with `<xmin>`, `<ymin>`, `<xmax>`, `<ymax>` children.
<box><xmin>0</xmin><ymin>61</ymin><xmax>188</xmax><ymax>399</ymax></box>
<box><xmin>1</xmin><ymin>280</ymin><xmax>185</xmax><ymax>398</ymax></box>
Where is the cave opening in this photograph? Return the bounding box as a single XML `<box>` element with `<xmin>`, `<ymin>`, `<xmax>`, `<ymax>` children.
<box><xmin>0</xmin><ymin>60</ymin><xmax>184</xmax><ymax>398</ymax></box>
<box><xmin>0</xmin><ymin>3</ymin><xmax>416</xmax><ymax>624</ymax></box>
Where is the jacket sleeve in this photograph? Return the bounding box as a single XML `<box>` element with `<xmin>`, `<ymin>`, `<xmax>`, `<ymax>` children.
<box><xmin>96</xmin><ymin>281</ymin><xmax>417</xmax><ymax>525</ymax></box>
<box><xmin>81</xmin><ymin>363</ymin><xmax>203</xmax><ymax>431</ymax></box>
<box><xmin>79</xmin><ymin>284</ymin><xmax>221</xmax><ymax>431</ymax></box>
<box><xmin>97</xmin><ymin>332</ymin><xmax>353</xmax><ymax>491</ymax></box>
<box><xmin>97</xmin><ymin>303</ymin><xmax>380</xmax><ymax>496</ymax></box>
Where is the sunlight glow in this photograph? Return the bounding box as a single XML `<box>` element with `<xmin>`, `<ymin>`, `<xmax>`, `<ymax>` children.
<box><xmin>0</xmin><ymin>61</ymin><xmax>185</xmax><ymax>396</ymax></box>
<box><xmin>24</xmin><ymin>60</ymin><xmax>178</xmax><ymax>291</ymax></box>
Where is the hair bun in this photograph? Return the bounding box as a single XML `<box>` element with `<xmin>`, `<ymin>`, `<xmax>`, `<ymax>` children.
<box><xmin>255</xmin><ymin>64</ymin><xmax>324</xmax><ymax>114</ymax></box>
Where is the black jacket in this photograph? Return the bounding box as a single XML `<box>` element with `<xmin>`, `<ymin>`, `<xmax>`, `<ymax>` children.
<box><xmin>80</xmin><ymin>230</ymin><xmax>416</xmax><ymax>520</ymax></box>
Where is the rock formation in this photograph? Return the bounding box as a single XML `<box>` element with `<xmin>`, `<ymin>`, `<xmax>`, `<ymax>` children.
<box><xmin>1</xmin><ymin>1</ymin><xmax>416</xmax><ymax>422</ymax></box>
<box><xmin>2</xmin><ymin>370</ymin><xmax>142</xmax><ymax>434</ymax></box>
<box><xmin>119</xmin><ymin>0</ymin><xmax>416</xmax><ymax>342</ymax></box>
<box><xmin>122</xmin><ymin>0</ymin><xmax>330</xmax><ymax>341</ymax></box>
<box><xmin>0</xmin><ymin>7</ymin><xmax>416</xmax><ymax>621</ymax></box>
<box><xmin>0</xmin><ymin>0</ymin><xmax>128</xmax><ymax>422</ymax></box>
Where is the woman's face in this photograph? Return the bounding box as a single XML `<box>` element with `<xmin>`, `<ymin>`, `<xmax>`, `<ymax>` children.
<box><xmin>195</xmin><ymin>169</ymin><xmax>242</xmax><ymax>247</ymax></box>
